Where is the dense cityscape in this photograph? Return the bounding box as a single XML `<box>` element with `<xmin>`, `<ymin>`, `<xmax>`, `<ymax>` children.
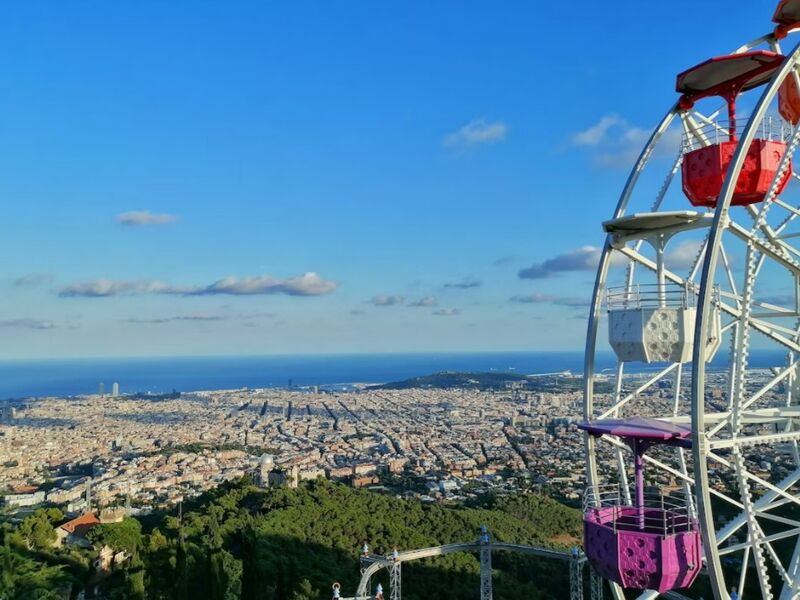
<box><xmin>0</xmin><ymin>376</ymin><xmax>588</xmax><ymax>515</ymax></box>
<box><xmin>2</xmin><ymin>366</ymin><xmax>781</xmax><ymax>517</ymax></box>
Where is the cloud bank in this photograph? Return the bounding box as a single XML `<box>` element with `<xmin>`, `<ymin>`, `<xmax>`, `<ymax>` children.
<box><xmin>369</xmin><ymin>295</ymin><xmax>405</xmax><ymax>306</ymax></box>
<box><xmin>510</xmin><ymin>294</ymin><xmax>589</xmax><ymax>308</ymax></box>
<box><xmin>59</xmin><ymin>272</ymin><xmax>337</xmax><ymax>298</ymax></box>
<box><xmin>12</xmin><ymin>273</ymin><xmax>54</xmax><ymax>287</ymax></box>
<box><xmin>444</xmin><ymin>278</ymin><xmax>482</xmax><ymax>289</ymax></box>
<box><xmin>408</xmin><ymin>296</ymin><xmax>438</xmax><ymax>307</ymax></box>
<box><xmin>0</xmin><ymin>318</ymin><xmax>56</xmax><ymax>329</ymax></box>
<box><xmin>116</xmin><ymin>211</ymin><xmax>178</xmax><ymax>226</ymax></box>
<box><xmin>569</xmin><ymin>114</ymin><xmax>680</xmax><ymax>169</ymax></box>
<box><xmin>518</xmin><ymin>246</ymin><xmax>602</xmax><ymax>279</ymax></box>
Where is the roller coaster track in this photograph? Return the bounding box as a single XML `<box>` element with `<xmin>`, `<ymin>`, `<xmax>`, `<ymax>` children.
<box><xmin>350</xmin><ymin>539</ymin><xmax>586</xmax><ymax>600</ymax></box>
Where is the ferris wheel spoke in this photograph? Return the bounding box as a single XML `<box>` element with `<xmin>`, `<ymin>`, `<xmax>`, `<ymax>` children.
<box><xmin>615</xmin><ymin>247</ymin><xmax>797</xmax><ymax>349</ymax></box>
<box><xmin>730</xmin><ymin>221</ymin><xmax>800</xmax><ymax>277</ymax></box>
<box><xmin>598</xmin><ymin>435</ymin><xmax>748</xmax><ymax>510</ymax></box>
<box><xmin>718</xmin><ymin>242</ymin><xmax>739</xmax><ymax>302</ymax></box>
<box><xmin>710</xmin><ymin>429</ymin><xmax>800</xmax><ymax>449</ymax></box>
<box><xmin>717</xmin><ymin>467</ymin><xmax>800</xmax><ymax>546</ymax></box>
<box><xmin>744</xmin><ymin>314</ymin><xmax>800</xmax><ymax>353</ymax></box>
<box><xmin>747</xmin><ymin>315</ymin><xmax>800</xmax><ymax>336</ymax></box>
<box><xmin>763</xmin><ymin>532</ymin><xmax>796</xmax><ymax>592</ymax></box>
<box><xmin>772</xmin><ymin>198</ymin><xmax>800</xmax><ymax>233</ymax></box>
<box><xmin>706</xmin><ymin>363</ymin><xmax>799</xmax><ymax>439</ymax></box>
<box><xmin>718</xmin><ymin>527</ymin><xmax>800</xmax><ymax>557</ymax></box>
<box><xmin>708</xmin><ymin>450</ymin><xmax>800</xmax><ymax>514</ymax></box>
<box><xmin>597</xmin><ymin>362</ymin><xmax>679</xmax><ymax>419</ymax></box>
<box><xmin>650</xmin><ymin>142</ymin><xmax>684</xmax><ymax>213</ymax></box>
<box><xmin>779</xmin><ymin>535</ymin><xmax>800</xmax><ymax>599</ymax></box>
<box><xmin>747</xmin><ymin>207</ymin><xmax>797</xmax><ymax>260</ymax></box>
<box><xmin>731</xmin><ymin>450</ymin><xmax>775</xmax><ymax>599</ymax></box>
<box><xmin>681</xmin><ymin>112</ymin><xmax>714</xmax><ymax>148</ymax></box>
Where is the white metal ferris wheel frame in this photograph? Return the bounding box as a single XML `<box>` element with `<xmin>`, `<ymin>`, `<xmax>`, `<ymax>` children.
<box><xmin>583</xmin><ymin>27</ymin><xmax>800</xmax><ymax>600</ymax></box>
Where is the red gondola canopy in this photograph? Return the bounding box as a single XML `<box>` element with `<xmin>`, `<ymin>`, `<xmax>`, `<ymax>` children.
<box><xmin>676</xmin><ymin>51</ymin><xmax>785</xmax><ymax>103</ymax></box>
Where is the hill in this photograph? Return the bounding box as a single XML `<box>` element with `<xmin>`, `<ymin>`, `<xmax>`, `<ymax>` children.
<box><xmin>1</xmin><ymin>479</ymin><xmax>582</xmax><ymax>599</ymax></box>
<box><xmin>370</xmin><ymin>370</ymin><xmax>599</xmax><ymax>393</ymax></box>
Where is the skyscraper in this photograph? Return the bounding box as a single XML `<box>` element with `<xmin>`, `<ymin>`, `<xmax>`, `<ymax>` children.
<box><xmin>111</xmin><ymin>382</ymin><xmax>120</xmax><ymax>397</ymax></box>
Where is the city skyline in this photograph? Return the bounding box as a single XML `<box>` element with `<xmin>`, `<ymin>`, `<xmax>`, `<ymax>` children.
<box><xmin>0</xmin><ymin>1</ymin><xmax>775</xmax><ymax>358</ymax></box>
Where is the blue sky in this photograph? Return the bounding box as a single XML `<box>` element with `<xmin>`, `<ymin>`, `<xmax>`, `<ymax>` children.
<box><xmin>0</xmin><ymin>1</ymin><xmax>783</xmax><ymax>358</ymax></box>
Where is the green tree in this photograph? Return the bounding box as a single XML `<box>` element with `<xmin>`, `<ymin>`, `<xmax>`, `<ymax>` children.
<box><xmin>87</xmin><ymin>517</ymin><xmax>143</xmax><ymax>554</ymax></box>
<box><xmin>291</xmin><ymin>578</ymin><xmax>318</xmax><ymax>600</ymax></box>
<box><xmin>17</xmin><ymin>510</ymin><xmax>56</xmax><ymax>550</ymax></box>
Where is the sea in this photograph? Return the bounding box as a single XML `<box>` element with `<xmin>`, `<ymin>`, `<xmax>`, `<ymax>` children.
<box><xmin>0</xmin><ymin>349</ymin><xmax>789</xmax><ymax>400</ymax></box>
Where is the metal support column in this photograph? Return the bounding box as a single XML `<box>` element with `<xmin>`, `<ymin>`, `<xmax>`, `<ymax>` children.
<box><xmin>389</xmin><ymin>561</ymin><xmax>401</xmax><ymax>600</ymax></box>
<box><xmin>570</xmin><ymin>550</ymin><xmax>585</xmax><ymax>600</ymax></box>
<box><xmin>479</xmin><ymin>527</ymin><xmax>493</xmax><ymax>600</ymax></box>
<box><xmin>590</xmin><ymin>568</ymin><xmax>604</xmax><ymax>600</ymax></box>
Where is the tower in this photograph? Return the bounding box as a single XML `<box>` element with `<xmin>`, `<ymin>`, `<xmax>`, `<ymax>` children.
<box><xmin>112</xmin><ymin>382</ymin><xmax>120</xmax><ymax>397</ymax></box>
<box><xmin>85</xmin><ymin>478</ymin><xmax>93</xmax><ymax>513</ymax></box>
<box><xmin>255</xmin><ymin>454</ymin><xmax>274</xmax><ymax>487</ymax></box>
<box><xmin>99</xmin><ymin>382</ymin><xmax>105</xmax><ymax>398</ymax></box>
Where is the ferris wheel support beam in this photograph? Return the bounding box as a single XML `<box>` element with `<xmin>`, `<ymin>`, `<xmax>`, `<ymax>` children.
<box><xmin>692</xmin><ymin>40</ymin><xmax>800</xmax><ymax>600</ymax></box>
<box><xmin>618</xmin><ymin>243</ymin><xmax>800</xmax><ymax>355</ymax></box>
<box><xmin>581</xmin><ymin>110</ymin><xmax>680</xmax><ymax>600</ymax></box>
<box><xmin>600</xmin><ymin>435</ymin><xmax>747</xmax><ymax>511</ymax></box>
<box><xmin>779</xmin><ymin>536</ymin><xmax>800</xmax><ymax>599</ymax></box>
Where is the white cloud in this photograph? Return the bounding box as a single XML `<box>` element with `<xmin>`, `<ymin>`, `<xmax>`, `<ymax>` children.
<box><xmin>123</xmin><ymin>314</ymin><xmax>225</xmax><ymax>324</ymax></box>
<box><xmin>0</xmin><ymin>318</ymin><xmax>56</xmax><ymax>329</ymax></box>
<box><xmin>510</xmin><ymin>294</ymin><xmax>589</xmax><ymax>308</ymax></box>
<box><xmin>519</xmin><ymin>246</ymin><xmax>603</xmax><ymax>279</ymax></box>
<box><xmin>571</xmin><ymin>115</ymin><xmax>624</xmax><ymax>146</ymax></box>
<box><xmin>196</xmin><ymin>273</ymin><xmax>336</xmax><ymax>296</ymax></box>
<box><xmin>443</xmin><ymin>278</ymin><xmax>482</xmax><ymax>289</ymax></box>
<box><xmin>116</xmin><ymin>211</ymin><xmax>178</xmax><ymax>226</ymax></box>
<box><xmin>493</xmin><ymin>256</ymin><xmax>515</xmax><ymax>266</ymax></box>
<box><xmin>665</xmin><ymin>239</ymin><xmax>704</xmax><ymax>271</ymax></box>
<box><xmin>369</xmin><ymin>295</ymin><xmax>404</xmax><ymax>306</ymax></box>
<box><xmin>408</xmin><ymin>296</ymin><xmax>438</xmax><ymax>307</ymax></box>
<box><xmin>58</xmin><ymin>279</ymin><xmax>175</xmax><ymax>297</ymax></box>
<box><xmin>569</xmin><ymin>115</ymin><xmax>681</xmax><ymax>170</ymax></box>
<box><xmin>443</xmin><ymin>118</ymin><xmax>507</xmax><ymax>148</ymax></box>
<box><xmin>58</xmin><ymin>272</ymin><xmax>337</xmax><ymax>298</ymax></box>
<box><xmin>12</xmin><ymin>273</ymin><xmax>54</xmax><ymax>287</ymax></box>
<box><xmin>433</xmin><ymin>308</ymin><xmax>461</xmax><ymax>316</ymax></box>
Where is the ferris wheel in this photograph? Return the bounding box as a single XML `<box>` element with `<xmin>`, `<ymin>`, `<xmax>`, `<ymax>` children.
<box><xmin>581</xmin><ymin>2</ymin><xmax>800</xmax><ymax>599</ymax></box>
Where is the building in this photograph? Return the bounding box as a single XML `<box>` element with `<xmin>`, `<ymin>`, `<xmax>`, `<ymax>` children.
<box><xmin>0</xmin><ymin>404</ymin><xmax>16</xmax><ymax>424</ymax></box>
<box><xmin>268</xmin><ymin>465</ymin><xmax>299</xmax><ymax>489</ymax></box>
<box><xmin>112</xmin><ymin>382</ymin><xmax>120</xmax><ymax>397</ymax></box>
<box><xmin>253</xmin><ymin>453</ymin><xmax>275</xmax><ymax>487</ymax></box>
<box><xmin>438</xmin><ymin>480</ymin><xmax>459</xmax><ymax>494</ymax></box>
<box><xmin>55</xmin><ymin>512</ymin><xmax>101</xmax><ymax>547</ymax></box>
<box><xmin>4</xmin><ymin>491</ymin><xmax>45</xmax><ymax>508</ymax></box>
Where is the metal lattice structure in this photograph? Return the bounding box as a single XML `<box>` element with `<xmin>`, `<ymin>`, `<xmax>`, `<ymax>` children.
<box><xmin>388</xmin><ymin>561</ymin><xmax>400</xmax><ymax>600</ymax></box>
<box><xmin>480</xmin><ymin>526</ymin><xmax>493</xmax><ymax>600</ymax></box>
<box><xmin>571</xmin><ymin>550</ymin><xmax>585</xmax><ymax>600</ymax></box>
<box><xmin>583</xmin><ymin>3</ymin><xmax>800</xmax><ymax>598</ymax></box>
<box><xmin>345</xmin><ymin>530</ymin><xmax>589</xmax><ymax>600</ymax></box>
<box><xmin>590</xmin><ymin>568</ymin><xmax>604</xmax><ymax>600</ymax></box>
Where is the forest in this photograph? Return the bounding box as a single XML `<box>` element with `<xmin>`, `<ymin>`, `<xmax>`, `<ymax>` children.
<box><xmin>0</xmin><ymin>479</ymin><xmax>582</xmax><ymax>599</ymax></box>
